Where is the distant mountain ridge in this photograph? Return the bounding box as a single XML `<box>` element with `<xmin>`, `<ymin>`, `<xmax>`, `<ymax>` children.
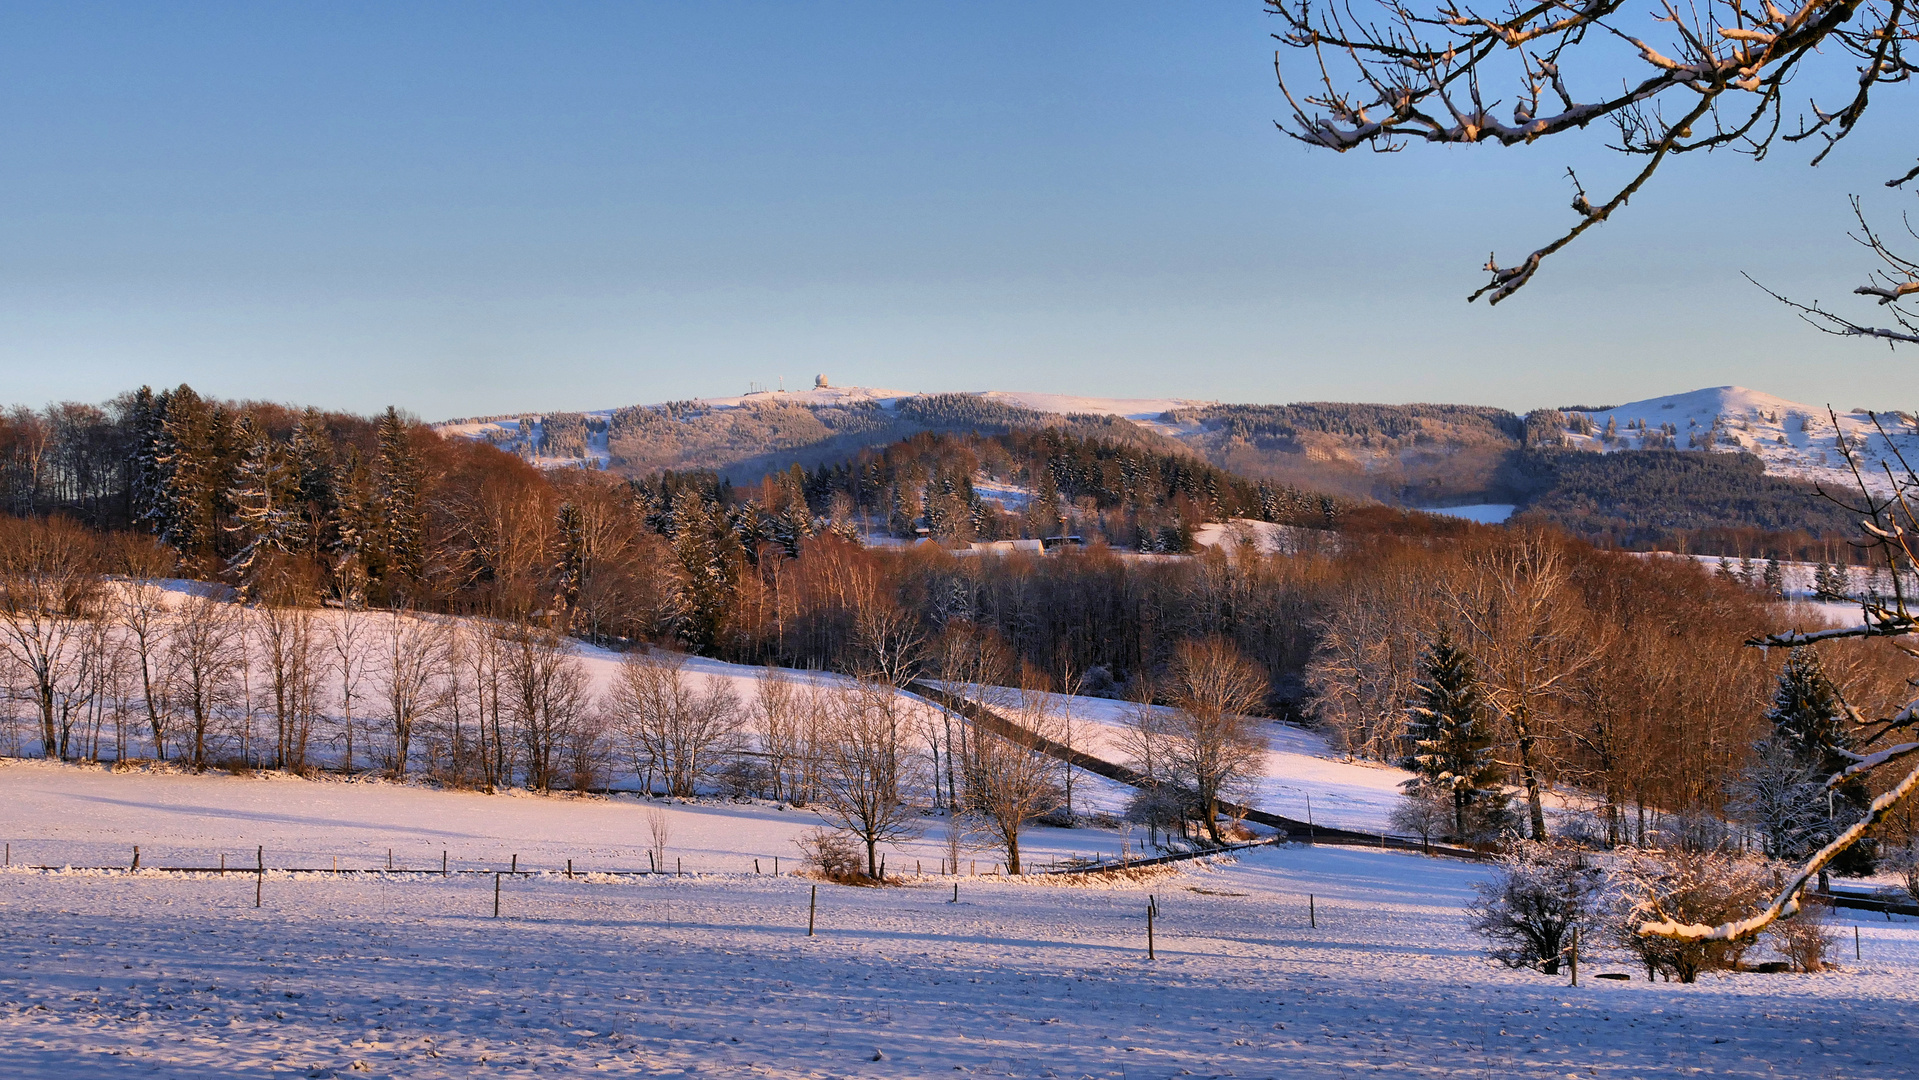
<box><xmin>436</xmin><ymin>384</ymin><xmax>1916</xmax><ymax>505</ymax></box>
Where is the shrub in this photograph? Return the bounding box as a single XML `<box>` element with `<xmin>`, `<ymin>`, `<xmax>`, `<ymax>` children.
<box><xmin>718</xmin><ymin>757</ymin><xmax>773</xmax><ymax>799</ymax></box>
<box><xmin>1765</xmin><ymin>896</ymin><xmax>1834</xmax><ymax>973</ymax></box>
<box><xmin>1893</xmin><ymin>840</ymin><xmax>1919</xmax><ymax>906</ymax></box>
<box><xmin>1389</xmin><ymin>789</ymin><xmax>1452</xmax><ymax>846</ymax></box>
<box><xmin>794</xmin><ymin>827</ymin><xmax>867</xmax><ymax>884</ymax></box>
<box><xmin>1468</xmin><ymin>842</ymin><xmax>1604</xmax><ymax>974</ymax></box>
<box><xmin>1609</xmin><ymin>849</ymin><xmax>1772</xmax><ymax>983</ymax></box>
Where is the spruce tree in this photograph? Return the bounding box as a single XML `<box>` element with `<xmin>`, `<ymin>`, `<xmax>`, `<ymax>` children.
<box><xmin>125</xmin><ymin>386</ymin><xmax>166</xmax><ymax>532</ymax></box>
<box><xmin>226</xmin><ymin>417</ymin><xmax>300</xmax><ymax>596</ymax></box>
<box><xmin>152</xmin><ymin>386</ymin><xmax>224</xmax><ymax>558</ymax></box>
<box><xmin>669</xmin><ymin>487</ymin><xmax>727</xmax><ymax>649</ymax></box>
<box><xmin>1403</xmin><ymin>632</ymin><xmax>1506</xmax><ymax>841</ymax></box>
<box><xmin>1762</xmin><ymin>557</ymin><xmax>1784</xmax><ymax>598</ymax></box>
<box><xmin>371</xmin><ymin>406</ymin><xmax>426</xmax><ymax>596</ymax></box>
<box><xmin>1767</xmin><ymin>647</ymin><xmax>1875</xmax><ymax>872</ymax></box>
<box><xmin>287</xmin><ymin>408</ymin><xmax>337</xmax><ymax>554</ymax></box>
<box><xmin>329</xmin><ymin>444</ymin><xmax>374</xmax><ymax>605</ymax></box>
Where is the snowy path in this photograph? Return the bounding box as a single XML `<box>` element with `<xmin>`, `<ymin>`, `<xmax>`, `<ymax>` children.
<box><xmin>3</xmin><ymin>843</ymin><xmax>1917</xmax><ymax>1078</ymax></box>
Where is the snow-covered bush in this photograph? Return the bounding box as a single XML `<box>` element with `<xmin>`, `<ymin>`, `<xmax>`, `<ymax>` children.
<box><xmin>1765</xmin><ymin>895</ymin><xmax>1835</xmax><ymax>973</ymax></box>
<box><xmin>1609</xmin><ymin>849</ymin><xmax>1772</xmax><ymax>982</ymax></box>
<box><xmin>1467</xmin><ymin>842</ymin><xmax>1604</xmax><ymax>974</ymax></box>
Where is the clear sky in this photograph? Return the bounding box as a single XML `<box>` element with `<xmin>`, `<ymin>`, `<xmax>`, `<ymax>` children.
<box><xmin>3</xmin><ymin>1</ymin><xmax>1913</xmax><ymax>419</ymax></box>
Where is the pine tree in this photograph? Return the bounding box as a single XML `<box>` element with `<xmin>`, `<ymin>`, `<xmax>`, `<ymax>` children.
<box><xmin>371</xmin><ymin>407</ymin><xmax>426</xmax><ymax>596</ymax></box>
<box><xmin>1403</xmin><ymin>632</ymin><xmax>1507</xmax><ymax>841</ymax></box>
<box><xmin>1766</xmin><ymin>647</ymin><xmax>1875</xmax><ymax>871</ymax></box>
<box><xmin>669</xmin><ymin>487</ymin><xmax>728</xmax><ymax>649</ymax></box>
<box><xmin>329</xmin><ymin>444</ymin><xmax>374</xmax><ymax>605</ymax></box>
<box><xmin>151</xmin><ymin>386</ymin><xmax>230</xmax><ymax>558</ymax></box>
<box><xmin>125</xmin><ymin>386</ymin><xmax>166</xmax><ymax>532</ymax></box>
<box><xmin>287</xmin><ymin>408</ymin><xmax>337</xmax><ymax>554</ymax></box>
<box><xmin>226</xmin><ymin>417</ymin><xmax>300</xmax><ymax>596</ymax></box>
<box><xmin>1762</xmin><ymin>557</ymin><xmax>1784</xmax><ymax>598</ymax></box>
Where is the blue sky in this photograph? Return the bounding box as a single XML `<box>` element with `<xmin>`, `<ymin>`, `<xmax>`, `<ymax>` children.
<box><xmin>2</xmin><ymin>2</ymin><xmax>1912</xmax><ymax>418</ymax></box>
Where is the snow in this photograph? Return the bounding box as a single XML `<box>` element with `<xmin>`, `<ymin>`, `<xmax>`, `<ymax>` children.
<box><xmin>1048</xmin><ymin>695</ymin><xmax>1416</xmax><ymax>832</ymax></box>
<box><xmin>3</xmin><ymin>804</ymin><xmax>1916</xmax><ymax>1078</ymax></box>
<box><xmin>968</xmin><ymin>478</ymin><xmax>1033</xmax><ymax>510</ymax></box>
<box><xmin>1424</xmin><ymin>503</ymin><xmax>1517</xmax><ymax>524</ymax></box>
<box><xmin>1190</xmin><ymin>518</ymin><xmax>1324</xmax><ymax>556</ymax></box>
<box><xmin>1567</xmin><ymin>386</ymin><xmax>1917</xmax><ymax>494</ymax></box>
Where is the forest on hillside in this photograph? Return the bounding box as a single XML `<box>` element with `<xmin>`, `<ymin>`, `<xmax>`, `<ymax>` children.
<box><xmin>6</xmin><ymin>385</ymin><xmax>1918</xmax><ymax>861</ymax></box>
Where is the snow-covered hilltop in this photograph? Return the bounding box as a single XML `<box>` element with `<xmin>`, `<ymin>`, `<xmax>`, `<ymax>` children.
<box><xmin>432</xmin><ymin>385</ymin><xmax>1220</xmax><ymax>472</ymax></box>
<box><xmin>1560</xmin><ymin>386</ymin><xmax>1916</xmax><ymax>494</ymax></box>
<box><xmin>437</xmin><ymin>383</ymin><xmax>1918</xmax><ymax>498</ymax></box>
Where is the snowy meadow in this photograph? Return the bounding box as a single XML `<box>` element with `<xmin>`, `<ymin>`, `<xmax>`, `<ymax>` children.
<box><xmin>4</xmin><ymin>762</ymin><xmax>1918</xmax><ymax>1079</ymax></box>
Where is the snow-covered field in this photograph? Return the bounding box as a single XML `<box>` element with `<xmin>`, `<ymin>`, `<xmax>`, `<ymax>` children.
<box><xmin>3</xmin><ymin>791</ymin><xmax>1916</xmax><ymax>1078</ymax></box>
<box><xmin>1055</xmin><ymin>697</ymin><xmax>1414</xmax><ymax>833</ymax></box>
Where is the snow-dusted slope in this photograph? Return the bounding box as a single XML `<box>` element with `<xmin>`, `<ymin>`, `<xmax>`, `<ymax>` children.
<box><xmin>437</xmin><ymin>383</ymin><xmax>1919</xmax><ymax>496</ymax></box>
<box><xmin>1567</xmin><ymin>386</ymin><xmax>1916</xmax><ymax>493</ymax></box>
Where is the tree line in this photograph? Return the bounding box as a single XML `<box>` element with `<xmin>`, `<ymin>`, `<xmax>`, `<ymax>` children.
<box><xmin>5</xmin><ymin>384</ymin><xmax>1913</xmax><ymax>872</ymax></box>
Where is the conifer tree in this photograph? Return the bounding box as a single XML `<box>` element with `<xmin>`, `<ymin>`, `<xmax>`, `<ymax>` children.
<box><xmin>125</xmin><ymin>386</ymin><xmax>166</xmax><ymax>531</ymax></box>
<box><xmin>152</xmin><ymin>387</ymin><xmax>226</xmax><ymax>558</ymax></box>
<box><xmin>329</xmin><ymin>444</ymin><xmax>374</xmax><ymax>605</ymax></box>
<box><xmin>226</xmin><ymin>417</ymin><xmax>300</xmax><ymax>596</ymax></box>
<box><xmin>1762</xmin><ymin>557</ymin><xmax>1785</xmax><ymax>598</ymax></box>
<box><xmin>1767</xmin><ymin>647</ymin><xmax>1875</xmax><ymax>872</ymax></box>
<box><xmin>1403</xmin><ymin>632</ymin><xmax>1507</xmax><ymax>841</ymax></box>
<box><xmin>372</xmin><ymin>407</ymin><xmax>426</xmax><ymax>595</ymax></box>
<box><xmin>669</xmin><ymin>487</ymin><xmax>727</xmax><ymax>648</ymax></box>
<box><xmin>287</xmin><ymin>408</ymin><xmax>337</xmax><ymax>554</ymax></box>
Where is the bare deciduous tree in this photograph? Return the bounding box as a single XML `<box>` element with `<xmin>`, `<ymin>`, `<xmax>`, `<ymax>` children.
<box><xmin>607</xmin><ymin>649</ymin><xmax>742</xmax><ymax>797</ymax></box>
<box><xmin>957</xmin><ymin>686</ymin><xmax>1064</xmax><ymax>875</ymax></box>
<box><xmin>752</xmin><ymin>665</ymin><xmax>808</xmax><ymax>802</ymax></box>
<box><xmin>371</xmin><ymin>608</ymin><xmax>448</xmax><ymax>780</ymax></box>
<box><xmin>1156</xmin><ymin>638</ymin><xmax>1270</xmax><ymax>844</ymax></box>
<box><xmin>326</xmin><ymin>607</ymin><xmax>370</xmax><ymax>773</ymax></box>
<box><xmin>167</xmin><ymin>591</ymin><xmax>243</xmax><ymax>771</ymax></box>
<box><xmin>0</xmin><ymin>516</ymin><xmax>102</xmax><ymax>759</ymax></box>
<box><xmin>1447</xmin><ymin>536</ymin><xmax>1598</xmax><ymax>840</ymax></box>
<box><xmin>812</xmin><ymin>679</ymin><xmax>923</xmax><ymax>878</ymax></box>
<box><xmin>1269</xmin><ymin>0</ymin><xmax>1919</xmax><ymax>301</ymax></box>
<box><xmin>644</xmin><ymin>805</ymin><xmax>670</xmax><ymax>869</ymax></box>
<box><xmin>500</xmin><ymin>622</ymin><xmax>595</xmax><ymax>792</ymax></box>
<box><xmin>256</xmin><ymin>602</ymin><xmax>323</xmax><ymax>771</ymax></box>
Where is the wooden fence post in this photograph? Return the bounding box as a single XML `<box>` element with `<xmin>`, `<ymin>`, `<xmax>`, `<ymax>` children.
<box><xmin>255</xmin><ymin>846</ymin><xmax>264</xmax><ymax>909</ymax></box>
<box><xmin>807</xmin><ymin>884</ymin><xmax>817</xmax><ymax>937</ymax></box>
<box><xmin>131</xmin><ymin>846</ymin><xmax>139</xmax><ymax>871</ymax></box>
<box><xmin>1147</xmin><ymin>898</ymin><xmax>1155</xmax><ymax>960</ymax></box>
<box><xmin>494</xmin><ymin>873</ymin><xmax>502</xmax><ymax>918</ymax></box>
<box><xmin>1309</xmin><ymin>893</ymin><xmax>1316</xmax><ymax>929</ymax></box>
